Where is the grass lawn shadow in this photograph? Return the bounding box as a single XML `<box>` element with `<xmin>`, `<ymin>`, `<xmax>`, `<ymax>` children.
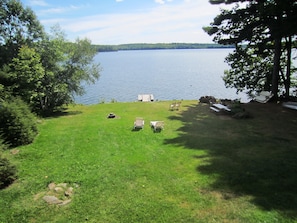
<box><xmin>164</xmin><ymin>102</ymin><xmax>297</xmax><ymax>219</ymax></box>
<box><xmin>44</xmin><ymin>110</ymin><xmax>83</xmax><ymax>118</ymax></box>
<box><xmin>131</xmin><ymin>128</ymin><xmax>143</xmax><ymax>132</ymax></box>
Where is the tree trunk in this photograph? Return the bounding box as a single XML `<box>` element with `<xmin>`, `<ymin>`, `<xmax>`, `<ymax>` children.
<box><xmin>271</xmin><ymin>36</ymin><xmax>282</xmax><ymax>99</ymax></box>
<box><xmin>285</xmin><ymin>36</ymin><xmax>292</xmax><ymax>99</ymax></box>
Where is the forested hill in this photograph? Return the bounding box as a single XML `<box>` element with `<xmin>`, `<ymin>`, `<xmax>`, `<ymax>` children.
<box><xmin>94</xmin><ymin>43</ymin><xmax>234</xmax><ymax>52</ymax></box>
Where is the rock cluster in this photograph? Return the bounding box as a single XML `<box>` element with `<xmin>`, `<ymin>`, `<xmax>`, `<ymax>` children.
<box><xmin>199</xmin><ymin>96</ymin><xmax>217</xmax><ymax>104</ymax></box>
<box><xmin>42</xmin><ymin>182</ymin><xmax>76</xmax><ymax>206</ymax></box>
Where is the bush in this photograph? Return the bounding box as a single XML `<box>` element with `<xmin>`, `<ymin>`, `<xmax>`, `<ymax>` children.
<box><xmin>0</xmin><ymin>136</ymin><xmax>7</xmax><ymax>151</ymax></box>
<box><xmin>229</xmin><ymin>101</ymin><xmax>251</xmax><ymax>119</ymax></box>
<box><xmin>0</xmin><ymin>156</ymin><xmax>17</xmax><ymax>189</ymax></box>
<box><xmin>199</xmin><ymin>96</ymin><xmax>217</xmax><ymax>104</ymax></box>
<box><xmin>0</xmin><ymin>98</ymin><xmax>38</xmax><ymax>147</ymax></box>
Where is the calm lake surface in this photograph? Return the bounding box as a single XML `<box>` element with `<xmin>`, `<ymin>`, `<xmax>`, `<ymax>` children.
<box><xmin>75</xmin><ymin>49</ymin><xmax>248</xmax><ymax>104</ymax></box>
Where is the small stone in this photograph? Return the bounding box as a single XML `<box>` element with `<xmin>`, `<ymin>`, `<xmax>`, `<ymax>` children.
<box><xmin>48</xmin><ymin>183</ymin><xmax>56</xmax><ymax>190</ymax></box>
<box><xmin>43</xmin><ymin>195</ymin><xmax>63</xmax><ymax>204</ymax></box>
<box><xmin>11</xmin><ymin>149</ymin><xmax>20</xmax><ymax>155</ymax></box>
<box><xmin>65</xmin><ymin>187</ymin><xmax>74</xmax><ymax>197</ymax></box>
<box><xmin>56</xmin><ymin>183</ymin><xmax>67</xmax><ymax>188</ymax></box>
<box><xmin>58</xmin><ymin>199</ymin><xmax>72</xmax><ymax>206</ymax></box>
<box><xmin>54</xmin><ymin>187</ymin><xmax>64</xmax><ymax>193</ymax></box>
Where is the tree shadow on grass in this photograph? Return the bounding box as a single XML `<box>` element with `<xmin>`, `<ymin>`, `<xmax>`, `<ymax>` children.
<box><xmin>164</xmin><ymin>102</ymin><xmax>297</xmax><ymax>218</ymax></box>
<box><xmin>44</xmin><ymin>110</ymin><xmax>83</xmax><ymax>119</ymax></box>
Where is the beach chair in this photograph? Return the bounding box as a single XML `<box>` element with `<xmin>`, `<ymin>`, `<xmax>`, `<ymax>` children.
<box><xmin>150</xmin><ymin>121</ymin><xmax>164</xmax><ymax>132</ymax></box>
<box><xmin>174</xmin><ymin>102</ymin><xmax>181</xmax><ymax>110</ymax></box>
<box><xmin>254</xmin><ymin>91</ymin><xmax>274</xmax><ymax>103</ymax></box>
<box><xmin>134</xmin><ymin>117</ymin><xmax>144</xmax><ymax>129</ymax></box>
<box><xmin>169</xmin><ymin>103</ymin><xmax>176</xmax><ymax>110</ymax></box>
<box><xmin>169</xmin><ymin>102</ymin><xmax>181</xmax><ymax>111</ymax></box>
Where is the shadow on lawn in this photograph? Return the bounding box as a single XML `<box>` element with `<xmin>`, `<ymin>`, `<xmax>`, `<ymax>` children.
<box><xmin>44</xmin><ymin>110</ymin><xmax>82</xmax><ymax>118</ymax></box>
<box><xmin>164</xmin><ymin>102</ymin><xmax>297</xmax><ymax>218</ymax></box>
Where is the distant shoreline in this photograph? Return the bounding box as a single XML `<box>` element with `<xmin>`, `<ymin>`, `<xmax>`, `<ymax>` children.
<box><xmin>94</xmin><ymin>43</ymin><xmax>234</xmax><ymax>52</ymax></box>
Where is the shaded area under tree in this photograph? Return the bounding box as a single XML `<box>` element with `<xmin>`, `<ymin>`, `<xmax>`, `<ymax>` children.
<box><xmin>164</xmin><ymin>102</ymin><xmax>297</xmax><ymax>219</ymax></box>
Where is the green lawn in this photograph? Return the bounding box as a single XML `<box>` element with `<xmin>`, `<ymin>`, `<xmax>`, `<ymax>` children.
<box><xmin>1</xmin><ymin>100</ymin><xmax>297</xmax><ymax>222</ymax></box>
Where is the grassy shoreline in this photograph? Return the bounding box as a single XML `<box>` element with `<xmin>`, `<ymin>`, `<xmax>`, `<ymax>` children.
<box><xmin>1</xmin><ymin>100</ymin><xmax>297</xmax><ymax>222</ymax></box>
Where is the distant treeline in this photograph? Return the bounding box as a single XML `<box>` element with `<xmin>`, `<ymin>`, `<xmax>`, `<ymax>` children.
<box><xmin>94</xmin><ymin>43</ymin><xmax>234</xmax><ymax>52</ymax></box>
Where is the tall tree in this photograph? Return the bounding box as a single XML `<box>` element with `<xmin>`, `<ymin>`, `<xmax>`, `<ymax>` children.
<box><xmin>204</xmin><ymin>0</ymin><xmax>297</xmax><ymax>99</ymax></box>
<box><xmin>0</xmin><ymin>2</ymin><xmax>101</xmax><ymax>115</ymax></box>
<box><xmin>8</xmin><ymin>45</ymin><xmax>44</xmax><ymax>107</ymax></box>
<box><xmin>0</xmin><ymin>0</ymin><xmax>44</xmax><ymax>67</ymax></box>
<box><xmin>35</xmin><ymin>26</ymin><xmax>101</xmax><ymax>114</ymax></box>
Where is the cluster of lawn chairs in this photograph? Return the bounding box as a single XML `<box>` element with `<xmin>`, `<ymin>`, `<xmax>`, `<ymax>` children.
<box><xmin>169</xmin><ymin>101</ymin><xmax>181</xmax><ymax>111</ymax></box>
<box><xmin>132</xmin><ymin>102</ymin><xmax>183</xmax><ymax>132</ymax></box>
<box><xmin>133</xmin><ymin>117</ymin><xmax>164</xmax><ymax>132</ymax></box>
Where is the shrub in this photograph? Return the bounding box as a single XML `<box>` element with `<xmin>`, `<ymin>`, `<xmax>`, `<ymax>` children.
<box><xmin>0</xmin><ymin>136</ymin><xmax>7</xmax><ymax>151</ymax></box>
<box><xmin>199</xmin><ymin>96</ymin><xmax>216</xmax><ymax>104</ymax></box>
<box><xmin>0</xmin><ymin>98</ymin><xmax>38</xmax><ymax>147</ymax></box>
<box><xmin>229</xmin><ymin>101</ymin><xmax>251</xmax><ymax>119</ymax></box>
<box><xmin>0</xmin><ymin>137</ymin><xmax>17</xmax><ymax>189</ymax></box>
<box><xmin>0</xmin><ymin>156</ymin><xmax>17</xmax><ymax>189</ymax></box>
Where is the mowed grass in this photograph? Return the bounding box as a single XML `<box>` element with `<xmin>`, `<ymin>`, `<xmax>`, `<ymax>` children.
<box><xmin>1</xmin><ymin>100</ymin><xmax>297</xmax><ymax>222</ymax></box>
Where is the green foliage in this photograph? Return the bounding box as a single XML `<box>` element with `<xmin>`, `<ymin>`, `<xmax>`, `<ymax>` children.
<box><xmin>1</xmin><ymin>3</ymin><xmax>101</xmax><ymax>116</ymax></box>
<box><xmin>0</xmin><ymin>98</ymin><xmax>38</xmax><ymax>147</ymax></box>
<box><xmin>0</xmin><ymin>137</ymin><xmax>16</xmax><ymax>189</ymax></box>
<box><xmin>62</xmin><ymin>38</ymin><xmax>101</xmax><ymax>96</ymax></box>
<box><xmin>205</xmin><ymin>0</ymin><xmax>297</xmax><ymax>98</ymax></box>
<box><xmin>8</xmin><ymin>46</ymin><xmax>45</xmax><ymax>107</ymax></box>
<box><xmin>223</xmin><ymin>46</ymin><xmax>274</xmax><ymax>96</ymax></box>
<box><xmin>32</xmin><ymin>26</ymin><xmax>101</xmax><ymax>115</ymax></box>
<box><xmin>0</xmin><ymin>0</ymin><xmax>44</xmax><ymax>67</ymax></box>
<box><xmin>0</xmin><ymin>137</ymin><xmax>8</xmax><ymax>152</ymax></box>
<box><xmin>0</xmin><ymin>155</ymin><xmax>17</xmax><ymax>189</ymax></box>
<box><xmin>1</xmin><ymin>23</ymin><xmax>101</xmax><ymax>115</ymax></box>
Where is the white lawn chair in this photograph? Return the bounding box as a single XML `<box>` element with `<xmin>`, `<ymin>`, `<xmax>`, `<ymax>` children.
<box><xmin>150</xmin><ymin>121</ymin><xmax>164</xmax><ymax>132</ymax></box>
<box><xmin>134</xmin><ymin>117</ymin><xmax>144</xmax><ymax>129</ymax></box>
<box><xmin>169</xmin><ymin>102</ymin><xmax>181</xmax><ymax>111</ymax></box>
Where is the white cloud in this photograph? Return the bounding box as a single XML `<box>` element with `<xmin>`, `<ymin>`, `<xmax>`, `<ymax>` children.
<box><xmin>38</xmin><ymin>4</ymin><xmax>85</xmax><ymax>16</ymax></box>
<box><xmin>155</xmin><ymin>0</ymin><xmax>165</xmax><ymax>4</ymax></box>
<box><xmin>115</xmin><ymin>0</ymin><xmax>124</xmax><ymax>2</ymax></box>
<box><xmin>155</xmin><ymin>0</ymin><xmax>173</xmax><ymax>4</ymax></box>
<box><xmin>40</xmin><ymin>7</ymin><xmax>67</xmax><ymax>14</ymax></box>
<box><xmin>28</xmin><ymin>0</ymin><xmax>49</xmax><ymax>7</ymax></box>
<box><xmin>40</xmin><ymin>1</ymin><xmax>223</xmax><ymax>44</ymax></box>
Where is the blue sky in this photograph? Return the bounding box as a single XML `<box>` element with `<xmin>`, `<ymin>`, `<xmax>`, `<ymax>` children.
<box><xmin>20</xmin><ymin>0</ymin><xmax>226</xmax><ymax>44</ymax></box>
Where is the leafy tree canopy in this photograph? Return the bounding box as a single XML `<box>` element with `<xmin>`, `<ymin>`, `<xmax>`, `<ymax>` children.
<box><xmin>204</xmin><ymin>0</ymin><xmax>297</xmax><ymax>99</ymax></box>
<box><xmin>32</xmin><ymin>25</ymin><xmax>101</xmax><ymax>115</ymax></box>
<box><xmin>0</xmin><ymin>2</ymin><xmax>101</xmax><ymax>115</ymax></box>
<box><xmin>0</xmin><ymin>0</ymin><xmax>44</xmax><ymax>66</ymax></box>
<box><xmin>8</xmin><ymin>45</ymin><xmax>44</xmax><ymax>106</ymax></box>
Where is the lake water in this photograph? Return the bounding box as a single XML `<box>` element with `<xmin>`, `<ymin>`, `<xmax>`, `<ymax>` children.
<box><xmin>75</xmin><ymin>49</ymin><xmax>248</xmax><ymax>104</ymax></box>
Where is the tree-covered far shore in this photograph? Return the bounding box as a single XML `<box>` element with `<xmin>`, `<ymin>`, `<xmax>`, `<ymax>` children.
<box><xmin>94</xmin><ymin>43</ymin><xmax>234</xmax><ymax>52</ymax></box>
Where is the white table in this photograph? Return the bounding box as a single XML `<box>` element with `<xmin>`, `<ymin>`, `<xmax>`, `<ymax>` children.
<box><xmin>212</xmin><ymin>103</ymin><xmax>231</xmax><ymax>112</ymax></box>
